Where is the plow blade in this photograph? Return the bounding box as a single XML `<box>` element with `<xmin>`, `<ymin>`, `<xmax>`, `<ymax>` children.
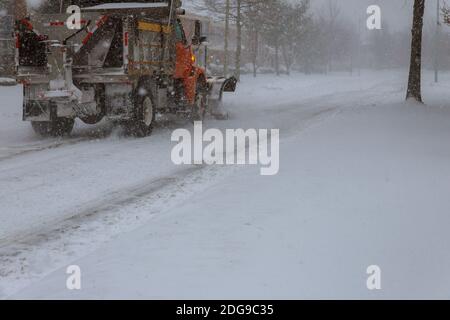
<box><xmin>207</xmin><ymin>76</ymin><xmax>237</xmax><ymax>120</ymax></box>
<box><xmin>207</xmin><ymin>76</ymin><xmax>237</xmax><ymax>100</ymax></box>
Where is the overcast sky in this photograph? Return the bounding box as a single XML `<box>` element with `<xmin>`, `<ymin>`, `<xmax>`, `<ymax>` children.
<box><xmin>24</xmin><ymin>0</ymin><xmax>448</xmax><ymax>33</ymax></box>
<box><xmin>310</xmin><ymin>0</ymin><xmax>443</xmax><ymax>32</ymax></box>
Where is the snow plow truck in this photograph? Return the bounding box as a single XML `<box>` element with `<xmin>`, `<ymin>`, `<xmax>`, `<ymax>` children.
<box><xmin>0</xmin><ymin>0</ymin><xmax>237</xmax><ymax>137</ymax></box>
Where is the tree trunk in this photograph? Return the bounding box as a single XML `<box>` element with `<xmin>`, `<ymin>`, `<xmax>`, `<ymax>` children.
<box><xmin>251</xmin><ymin>29</ymin><xmax>258</xmax><ymax>78</ymax></box>
<box><xmin>275</xmin><ymin>41</ymin><xmax>280</xmax><ymax>76</ymax></box>
<box><xmin>224</xmin><ymin>0</ymin><xmax>230</xmax><ymax>77</ymax></box>
<box><xmin>235</xmin><ymin>0</ymin><xmax>242</xmax><ymax>81</ymax></box>
<box><xmin>406</xmin><ymin>0</ymin><xmax>425</xmax><ymax>102</ymax></box>
<box><xmin>281</xmin><ymin>44</ymin><xmax>291</xmax><ymax>76</ymax></box>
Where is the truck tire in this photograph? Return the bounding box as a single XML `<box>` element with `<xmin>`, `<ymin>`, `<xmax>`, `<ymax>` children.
<box><xmin>191</xmin><ymin>80</ymin><xmax>207</xmax><ymax>122</ymax></box>
<box><xmin>127</xmin><ymin>94</ymin><xmax>155</xmax><ymax>138</ymax></box>
<box><xmin>80</xmin><ymin>85</ymin><xmax>106</xmax><ymax>125</ymax></box>
<box><xmin>31</xmin><ymin>118</ymin><xmax>75</xmax><ymax>137</ymax></box>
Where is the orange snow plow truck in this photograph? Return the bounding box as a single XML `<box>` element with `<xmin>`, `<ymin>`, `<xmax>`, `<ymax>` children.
<box><xmin>0</xmin><ymin>0</ymin><xmax>237</xmax><ymax>137</ymax></box>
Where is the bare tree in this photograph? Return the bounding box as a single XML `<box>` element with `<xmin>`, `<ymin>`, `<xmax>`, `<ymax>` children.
<box><xmin>201</xmin><ymin>0</ymin><xmax>311</xmax><ymax>77</ymax></box>
<box><xmin>201</xmin><ymin>0</ymin><xmax>241</xmax><ymax>78</ymax></box>
<box><xmin>202</xmin><ymin>0</ymin><xmax>268</xmax><ymax>79</ymax></box>
<box><xmin>1</xmin><ymin>0</ymin><xmax>27</xmax><ymax>19</ymax></box>
<box><xmin>279</xmin><ymin>1</ymin><xmax>310</xmax><ymax>75</ymax></box>
<box><xmin>322</xmin><ymin>0</ymin><xmax>341</xmax><ymax>73</ymax></box>
<box><xmin>242</xmin><ymin>0</ymin><xmax>272</xmax><ymax>77</ymax></box>
<box><xmin>406</xmin><ymin>0</ymin><xmax>426</xmax><ymax>102</ymax></box>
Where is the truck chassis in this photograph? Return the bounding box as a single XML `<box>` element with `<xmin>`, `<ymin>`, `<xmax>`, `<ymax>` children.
<box><xmin>2</xmin><ymin>1</ymin><xmax>236</xmax><ymax>137</ymax></box>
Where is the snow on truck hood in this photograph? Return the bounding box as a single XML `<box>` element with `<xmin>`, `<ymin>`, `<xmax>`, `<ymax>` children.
<box><xmin>82</xmin><ymin>2</ymin><xmax>169</xmax><ymax>11</ymax></box>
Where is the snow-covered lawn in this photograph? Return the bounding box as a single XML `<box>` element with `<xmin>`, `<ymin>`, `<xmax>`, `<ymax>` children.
<box><xmin>1</xmin><ymin>70</ymin><xmax>450</xmax><ymax>299</ymax></box>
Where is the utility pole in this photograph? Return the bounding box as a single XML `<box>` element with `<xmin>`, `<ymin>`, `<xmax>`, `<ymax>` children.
<box><xmin>435</xmin><ymin>0</ymin><xmax>440</xmax><ymax>83</ymax></box>
<box><xmin>224</xmin><ymin>0</ymin><xmax>230</xmax><ymax>77</ymax></box>
<box><xmin>235</xmin><ymin>0</ymin><xmax>242</xmax><ymax>81</ymax></box>
<box><xmin>357</xmin><ymin>14</ymin><xmax>362</xmax><ymax>77</ymax></box>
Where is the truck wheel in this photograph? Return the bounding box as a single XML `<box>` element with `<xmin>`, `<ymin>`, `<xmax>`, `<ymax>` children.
<box><xmin>191</xmin><ymin>81</ymin><xmax>207</xmax><ymax>122</ymax></box>
<box><xmin>80</xmin><ymin>85</ymin><xmax>106</xmax><ymax>125</ymax></box>
<box><xmin>31</xmin><ymin>118</ymin><xmax>75</xmax><ymax>137</ymax></box>
<box><xmin>128</xmin><ymin>95</ymin><xmax>155</xmax><ymax>137</ymax></box>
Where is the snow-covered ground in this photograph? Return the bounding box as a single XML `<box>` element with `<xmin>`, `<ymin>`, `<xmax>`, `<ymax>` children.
<box><xmin>1</xmin><ymin>70</ymin><xmax>450</xmax><ymax>299</ymax></box>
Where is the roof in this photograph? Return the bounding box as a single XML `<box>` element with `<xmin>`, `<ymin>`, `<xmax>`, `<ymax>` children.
<box><xmin>83</xmin><ymin>2</ymin><xmax>168</xmax><ymax>11</ymax></box>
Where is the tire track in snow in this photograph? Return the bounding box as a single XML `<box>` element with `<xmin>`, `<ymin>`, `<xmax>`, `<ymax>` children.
<box><xmin>0</xmin><ymin>100</ymin><xmax>343</xmax><ymax>298</ymax></box>
<box><xmin>0</xmin><ymin>164</ymin><xmax>215</xmax><ymax>298</ymax></box>
<box><xmin>0</xmin><ymin>137</ymin><xmax>93</xmax><ymax>162</ymax></box>
<box><xmin>0</xmin><ymin>78</ymin><xmax>404</xmax><ymax>249</ymax></box>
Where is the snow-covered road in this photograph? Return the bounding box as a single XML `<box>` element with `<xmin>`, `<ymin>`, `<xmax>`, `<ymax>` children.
<box><xmin>2</xmin><ymin>70</ymin><xmax>450</xmax><ymax>299</ymax></box>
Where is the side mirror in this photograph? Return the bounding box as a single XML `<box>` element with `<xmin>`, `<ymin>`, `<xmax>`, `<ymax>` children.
<box><xmin>192</xmin><ymin>20</ymin><xmax>204</xmax><ymax>45</ymax></box>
